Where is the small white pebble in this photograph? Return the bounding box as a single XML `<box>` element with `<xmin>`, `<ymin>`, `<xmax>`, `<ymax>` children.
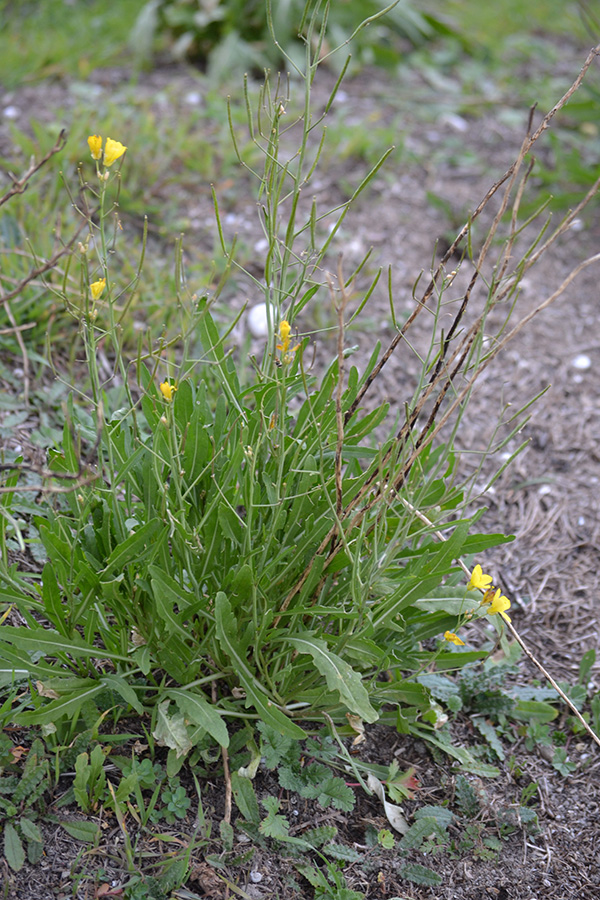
<box><xmin>247</xmin><ymin>303</ymin><xmax>269</xmax><ymax>338</ymax></box>
<box><xmin>3</xmin><ymin>105</ymin><xmax>20</xmax><ymax>119</ymax></box>
<box><xmin>249</xmin><ymin>871</ymin><xmax>263</xmax><ymax>883</ymax></box>
<box><xmin>572</xmin><ymin>353</ymin><xmax>591</xmax><ymax>370</ymax></box>
<box><xmin>184</xmin><ymin>90</ymin><xmax>202</xmax><ymax>105</ymax></box>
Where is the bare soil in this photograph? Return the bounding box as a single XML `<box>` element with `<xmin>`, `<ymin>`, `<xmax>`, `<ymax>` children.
<box><xmin>1</xmin><ymin>34</ymin><xmax>600</xmax><ymax>900</ymax></box>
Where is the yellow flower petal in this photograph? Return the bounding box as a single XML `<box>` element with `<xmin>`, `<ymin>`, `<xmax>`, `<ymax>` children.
<box><xmin>444</xmin><ymin>631</ymin><xmax>465</xmax><ymax>646</ymax></box>
<box><xmin>486</xmin><ymin>588</ymin><xmax>511</xmax><ymax>617</ymax></box>
<box><xmin>103</xmin><ymin>138</ymin><xmax>127</xmax><ymax>167</ymax></box>
<box><xmin>87</xmin><ymin>134</ymin><xmax>103</xmax><ymax>160</ymax></box>
<box><xmin>90</xmin><ymin>277</ymin><xmax>106</xmax><ymax>300</ymax></box>
<box><xmin>159</xmin><ymin>381</ymin><xmax>177</xmax><ymax>402</ymax></box>
<box><xmin>467</xmin><ymin>564</ymin><xmax>493</xmax><ymax>592</ymax></box>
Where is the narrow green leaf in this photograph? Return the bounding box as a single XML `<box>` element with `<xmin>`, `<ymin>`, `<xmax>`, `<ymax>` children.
<box><xmin>413</xmin><ymin>729</ymin><xmax>500</xmax><ymax>777</ymax></box>
<box><xmin>101</xmin><ymin>675</ymin><xmax>144</xmax><ymax>715</ymax></box>
<box><xmin>414</xmin><ymin>806</ymin><xmax>454</xmax><ymax>828</ymax></box>
<box><xmin>400</xmin><ymin>862</ymin><xmax>442</xmax><ymax>886</ymax></box>
<box><xmin>372</xmin><ymin>574</ymin><xmax>443</xmax><ymax>631</ymax></box>
<box><xmin>150</xmin><ymin>569</ymin><xmax>195</xmax><ymax>640</ymax></box>
<box><xmin>579</xmin><ymin>648</ymin><xmax>596</xmax><ymax>685</ymax></box>
<box><xmin>4</xmin><ymin>822</ymin><xmax>25</xmax><ymax>871</ymax></box>
<box><xmin>400</xmin><ymin>816</ymin><xmax>445</xmax><ymax>850</ymax></box>
<box><xmin>60</xmin><ymin>820</ymin><xmax>101</xmax><ymax>843</ymax></box>
<box><xmin>288</xmin><ymin>633</ymin><xmax>378</xmax><ymax>723</ymax></box>
<box><xmin>101</xmin><ymin>519</ymin><xmax>164</xmax><ymax>574</ymax></box>
<box><xmin>323</xmin><ymin>842</ymin><xmax>362</xmax><ymax>862</ymax></box>
<box><xmin>15</xmin><ymin>685</ymin><xmax>104</xmax><ymax>726</ymax></box>
<box><xmin>414</xmin><ymin>586</ymin><xmax>480</xmax><ymax>616</ymax></box>
<box><xmin>231</xmin><ymin>772</ymin><xmax>260</xmax><ymax>824</ymax></box>
<box><xmin>512</xmin><ymin>699</ymin><xmax>558</xmax><ymax>724</ymax></box>
<box><xmin>0</xmin><ymin>626</ymin><xmax>130</xmax><ymax>662</ymax></box>
<box><xmin>19</xmin><ymin>816</ymin><xmax>44</xmax><ymax>844</ymax></box>
<box><xmin>166</xmin><ymin>688</ymin><xmax>229</xmax><ymax>747</ymax></box>
<box><xmin>472</xmin><ymin>716</ymin><xmax>505</xmax><ymax>760</ymax></box>
<box><xmin>41</xmin><ymin>562</ymin><xmax>68</xmax><ymax>634</ymax></box>
<box><xmin>149</xmin><ymin>565</ymin><xmax>196</xmax><ymax>613</ymax></box>
<box><xmin>215</xmin><ymin>592</ymin><xmax>305</xmax><ymax>739</ymax></box>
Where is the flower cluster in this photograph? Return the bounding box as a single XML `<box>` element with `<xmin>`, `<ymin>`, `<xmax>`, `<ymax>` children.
<box><xmin>87</xmin><ymin>134</ymin><xmax>127</xmax><ymax>169</ymax></box>
<box><xmin>444</xmin><ymin>563</ymin><xmax>512</xmax><ymax>646</ymax></box>
<box><xmin>276</xmin><ymin>319</ymin><xmax>300</xmax><ymax>365</ymax></box>
<box><xmin>468</xmin><ymin>564</ymin><xmax>511</xmax><ymax>622</ymax></box>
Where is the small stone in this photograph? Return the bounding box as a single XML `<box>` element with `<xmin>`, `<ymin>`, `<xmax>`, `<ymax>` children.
<box><xmin>247</xmin><ymin>303</ymin><xmax>269</xmax><ymax>338</ymax></box>
<box><xmin>572</xmin><ymin>354</ymin><xmax>591</xmax><ymax>370</ymax></box>
<box><xmin>185</xmin><ymin>90</ymin><xmax>202</xmax><ymax>105</ymax></box>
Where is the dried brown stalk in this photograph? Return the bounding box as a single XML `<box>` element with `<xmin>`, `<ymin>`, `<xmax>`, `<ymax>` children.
<box><xmin>277</xmin><ymin>43</ymin><xmax>600</xmax><ymax>617</ymax></box>
<box><xmin>0</xmin><ymin>129</ymin><xmax>67</xmax><ymax>210</ymax></box>
<box><xmin>344</xmin><ymin>42</ymin><xmax>600</xmax><ymax>423</ymax></box>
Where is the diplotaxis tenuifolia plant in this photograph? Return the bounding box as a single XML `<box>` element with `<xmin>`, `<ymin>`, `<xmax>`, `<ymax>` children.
<box><xmin>0</xmin><ymin>2</ymin><xmax>599</xmax><ymax>804</ymax></box>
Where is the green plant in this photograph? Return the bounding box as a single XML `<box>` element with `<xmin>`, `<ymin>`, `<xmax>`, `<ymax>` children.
<box><xmin>0</xmin><ymin>0</ymin><xmax>142</xmax><ymax>89</ymax></box>
<box><xmin>0</xmin><ymin>12</ymin><xmax>600</xmax><ymax>888</ymax></box>
<box><xmin>131</xmin><ymin>0</ymin><xmax>454</xmax><ymax>78</ymax></box>
<box><xmin>298</xmin><ymin>857</ymin><xmax>366</xmax><ymax>900</ymax></box>
<box><xmin>153</xmin><ymin>777</ymin><xmax>193</xmax><ymax>823</ymax></box>
<box><xmin>73</xmin><ymin>744</ymin><xmax>108</xmax><ymax>814</ymax></box>
<box><xmin>0</xmin><ymin>16</ymin><xmax>522</xmax><ymax>762</ymax></box>
<box><xmin>0</xmin><ymin>738</ymin><xmax>48</xmax><ymax>872</ymax></box>
<box><xmin>257</xmin><ymin>725</ymin><xmax>355</xmax><ymax>811</ymax></box>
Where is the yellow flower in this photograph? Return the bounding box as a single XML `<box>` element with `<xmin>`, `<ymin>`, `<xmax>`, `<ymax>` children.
<box><xmin>87</xmin><ymin>134</ymin><xmax>103</xmax><ymax>160</ymax></box>
<box><xmin>444</xmin><ymin>631</ymin><xmax>465</xmax><ymax>646</ymax></box>
<box><xmin>103</xmin><ymin>137</ymin><xmax>127</xmax><ymax>167</ymax></box>
<box><xmin>276</xmin><ymin>319</ymin><xmax>300</xmax><ymax>364</ymax></box>
<box><xmin>277</xmin><ymin>319</ymin><xmax>292</xmax><ymax>353</ymax></box>
<box><xmin>159</xmin><ymin>381</ymin><xmax>177</xmax><ymax>402</ymax></box>
<box><xmin>90</xmin><ymin>278</ymin><xmax>106</xmax><ymax>300</ymax></box>
<box><xmin>485</xmin><ymin>588</ymin><xmax>511</xmax><ymax>622</ymax></box>
<box><xmin>467</xmin><ymin>564</ymin><xmax>493</xmax><ymax>592</ymax></box>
